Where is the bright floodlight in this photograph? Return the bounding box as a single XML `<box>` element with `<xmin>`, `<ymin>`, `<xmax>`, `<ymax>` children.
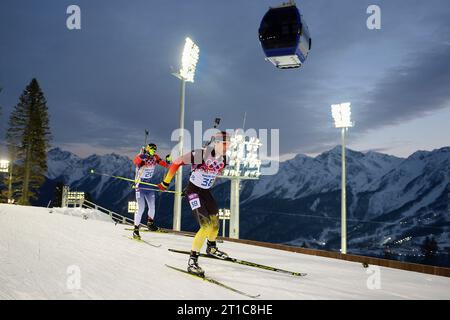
<box><xmin>180</xmin><ymin>37</ymin><xmax>200</xmax><ymax>83</ymax></box>
<box><xmin>331</xmin><ymin>102</ymin><xmax>353</xmax><ymax>128</ymax></box>
<box><xmin>66</xmin><ymin>191</ymin><xmax>85</xmax><ymax>207</ymax></box>
<box><xmin>128</xmin><ymin>201</ymin><xmax>138</xmax><ymax>214</ymax></box>
<box><xmin>67</xmin><ymin>192</ymin><xmax>85</xmax><ymax>201</ymax></box>
<box><xmin>0</xmin><ymin>160</ymin><xmax>9</xmax><ymax>173</ymax></box>
<box><xmin>218</xmin><ymin>208</ymin><xmax>231</xmax><ymax>220</ymax></box>
<box><xmin>223</xmin><ymin>134</ymin><xmax>262</xmax><ymax>179</ymax></box>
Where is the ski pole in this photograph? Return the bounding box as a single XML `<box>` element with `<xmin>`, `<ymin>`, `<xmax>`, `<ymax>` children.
<box><xmin>144</xmin><ymin>129</ymin><xmax>149</xmax><ymax>146</ymax></box>
<box><xmin>131</xmin><ymin>185</ymin><xmax>182</xmax><ymax>195</ymax></box>
<box><xmin>89</xmin><ymin>169</ymin><xmax>182</xmax><ymax>195</ymax></box>
<box><xmin>90</xmin><ymin>169</ymin><xmax>158</xmax><ymax>187</ymax></box>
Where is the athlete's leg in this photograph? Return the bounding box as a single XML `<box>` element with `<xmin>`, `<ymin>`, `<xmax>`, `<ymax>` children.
<box><xmin>191</xmin><ymin>210</ymin><xmax>212</xmax><ymax>252</ymax></box>
<box><xmin>203</xmin><ymin>190</ymin><xmax>227</xmax><ymax>258</ymax></box>
<box><xmin>134</xmin><ymin>190</ymin><xmax>146</xmax><ymax>226</ymax></box>
<box><xmin>204</xmin><ymin>190</ymin><xmax>219</xmax><ymax>241</ymax></box>
<box><xmin>140</xmin><ymin>190</ymin><xmax>158</xmax><ymax>231</ymax></box>
<box><xmin>184</xmin><ymin>186</ymin><xmax>211</xmax><ymax>276</ymax></box>
<box><xmin>144</xmin><ymin>191</ymin><xmax>156</xmax><ymax>220</ymax></box>
<box><xmin>207</xmin><ymin>214</ymin><xmax>220</xmax><ymax>242</ymax></box>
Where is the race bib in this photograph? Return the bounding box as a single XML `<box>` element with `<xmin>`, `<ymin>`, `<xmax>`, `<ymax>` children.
<box><xmin>141</xmin><ymin>167</ymin><xmax>155</xmax><ymax>179</ymax></box>
<box><xmin>187</xmin><ymin>193</ymin><xmax>201</xmax><ymax>210</ymax></box>
<box><xmin>190</xmin><ymin>171</ymin><xmax>216</xmax><ymax>189</ymax></box>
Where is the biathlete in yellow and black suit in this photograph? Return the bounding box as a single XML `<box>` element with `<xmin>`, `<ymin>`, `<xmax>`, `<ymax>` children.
<box><xmin>158</xmin><ymin>131</ymin><xmax>230</xmax><ymax>276</ymax></box>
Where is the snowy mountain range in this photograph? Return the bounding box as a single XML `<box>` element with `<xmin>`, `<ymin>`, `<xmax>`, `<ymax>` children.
<box><xmin>41</xmin><ymin>146</ymin><xmax>450</xmax><ymax>266</ymax></box>
<box><xmin>235</xmin><ymin>147</ymin><xmax>450</xmax><ymax>264</ymax></box>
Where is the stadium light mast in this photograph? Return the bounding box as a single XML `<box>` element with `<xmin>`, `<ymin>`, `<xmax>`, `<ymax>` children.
<box><xmin>221</xmin><ymin>131</ymin><xmax>262</xmax><ymax>239</ymax></box>
<box><xmin>331</xmin><ymin>102</ymin><xmax>353</xmax><ymax>254</ymax></box>
<box><xmin>218</xmin><ymin>208</ymin><xmax>231</xmax><ymax>237</ymax></box>
<box><xmin>172</xmin><ymin>37</ymin><xmax>200</xmax><ymax>231</ymax></box>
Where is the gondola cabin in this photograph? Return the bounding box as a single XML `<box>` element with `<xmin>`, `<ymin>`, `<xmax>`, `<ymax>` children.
<box><xmin>259</xmin><ymin>1</ymin><xmax>311</xmax><ymax>69</ymax></box>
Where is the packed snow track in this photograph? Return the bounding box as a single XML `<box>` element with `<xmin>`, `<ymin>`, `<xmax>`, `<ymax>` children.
<box><xmin>0</xmin><ymin>204</ymin><xmax>449</xmax><ymax>300</ymax></box>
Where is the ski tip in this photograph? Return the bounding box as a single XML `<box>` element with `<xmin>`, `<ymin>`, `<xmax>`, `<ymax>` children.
<box><xmin>168</xmin><ymin>248</ymin><xmax>183</xmax><ymax>253</ymax></box>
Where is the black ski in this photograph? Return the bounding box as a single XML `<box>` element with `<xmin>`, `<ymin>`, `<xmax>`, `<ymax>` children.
<box><xmin>168</xmin><ymin>248</ymin><xmax>307</xmax><ymax>277</ymax></box>
<box><xmin>124</xmin><ymin>228</ymin><xmax>169</xmax><ymax>234</ymax></box>
<box><xmin>165</xmin><ymin>264</ymin><xmax>260</xmax><ymax>299</ymax></box>
<box><xmin>124</xmin><ymin>228</ymin><xmax>196</xmax><ymax>238</ymax></box>
<box><xmin>122</xmin><ymin>235</ymin><xmax>161</xmax><ymax>248</ymax></box>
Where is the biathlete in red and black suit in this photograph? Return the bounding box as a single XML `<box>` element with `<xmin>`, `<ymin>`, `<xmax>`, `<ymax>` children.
<box><xmin>158</xmin><ymin>131</ymin><xmax>230</xmax><ymax>276</ymax></box>
<box><xmin>132</xmin><ymin>143</ymin><xmax>170</xmax><ymax>239</ymax></box>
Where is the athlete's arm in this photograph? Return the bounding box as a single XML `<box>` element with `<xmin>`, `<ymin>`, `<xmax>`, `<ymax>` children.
<box><xmin>158</xmin><ymin>150</ymin><xmax>201</xmax><ymax>190</ymax></box>
<box><xmin>133</xmin><ymin>153</ymin><xmax>145</xmax><ymax>167</ymax></box>
<box><xmin>155</xmin><ymin>154</ymin><xmax>170</xmax><ymax>169</ymax></box>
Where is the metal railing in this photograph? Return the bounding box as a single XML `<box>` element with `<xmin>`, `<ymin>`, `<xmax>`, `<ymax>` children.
<box><xmin>81</xmin><ymin>199</ymin><xmax>134</xmax><ymax>225</ymax></box>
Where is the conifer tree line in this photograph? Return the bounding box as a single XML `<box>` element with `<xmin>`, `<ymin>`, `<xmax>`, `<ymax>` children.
<box><xmin>2</xmin><ymin>78</ymin><xmax>51</xmax><ymax>205</ymax></box>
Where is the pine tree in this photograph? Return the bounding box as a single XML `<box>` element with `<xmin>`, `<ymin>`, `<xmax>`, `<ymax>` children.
<box><xmin>5</xmin><ymin>79</ymin><xmax>51</xmax><ymax>205</ymax></box>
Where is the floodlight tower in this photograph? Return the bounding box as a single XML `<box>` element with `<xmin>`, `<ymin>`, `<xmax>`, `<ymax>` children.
<box><xmin>221</xmin><ymin>133</ymin><xmax>262</xmax><ymax>239</ymax></box>
<box><xmin>331</xmin><ymin>102</ymin><xmax>353</xmax><ymax>254</ymax></box>
<box><xmin>218</xmin><ymin>208</ymin><xmax>231</xmax><ymax>237</ymax></box>
<box><xmin>172</xmin><ymin>37</ymin><xmax>200</xmax><ymax>231</ymax></box>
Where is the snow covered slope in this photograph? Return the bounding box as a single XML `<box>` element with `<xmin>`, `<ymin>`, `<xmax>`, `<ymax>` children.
<box><xmin>49</xmin><ymin>207</ymin><xmax>114</xmax><ymax>223</ymax></box>
<box><xmin>0</xmin><ymin>204</ymin><xmax>449</xmax><ymax>300</ymax></box>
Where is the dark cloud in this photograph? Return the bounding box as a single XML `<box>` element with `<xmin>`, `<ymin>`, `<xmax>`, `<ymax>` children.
<box><xmin>1</xmin><ymin>0</ymin><xmax>449</xmax><ymax>157</ymax></box>
<box><xmin>355</xmin><ymin>43</ymin><xmax>450</xmax><ymax>132</ymax></box>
